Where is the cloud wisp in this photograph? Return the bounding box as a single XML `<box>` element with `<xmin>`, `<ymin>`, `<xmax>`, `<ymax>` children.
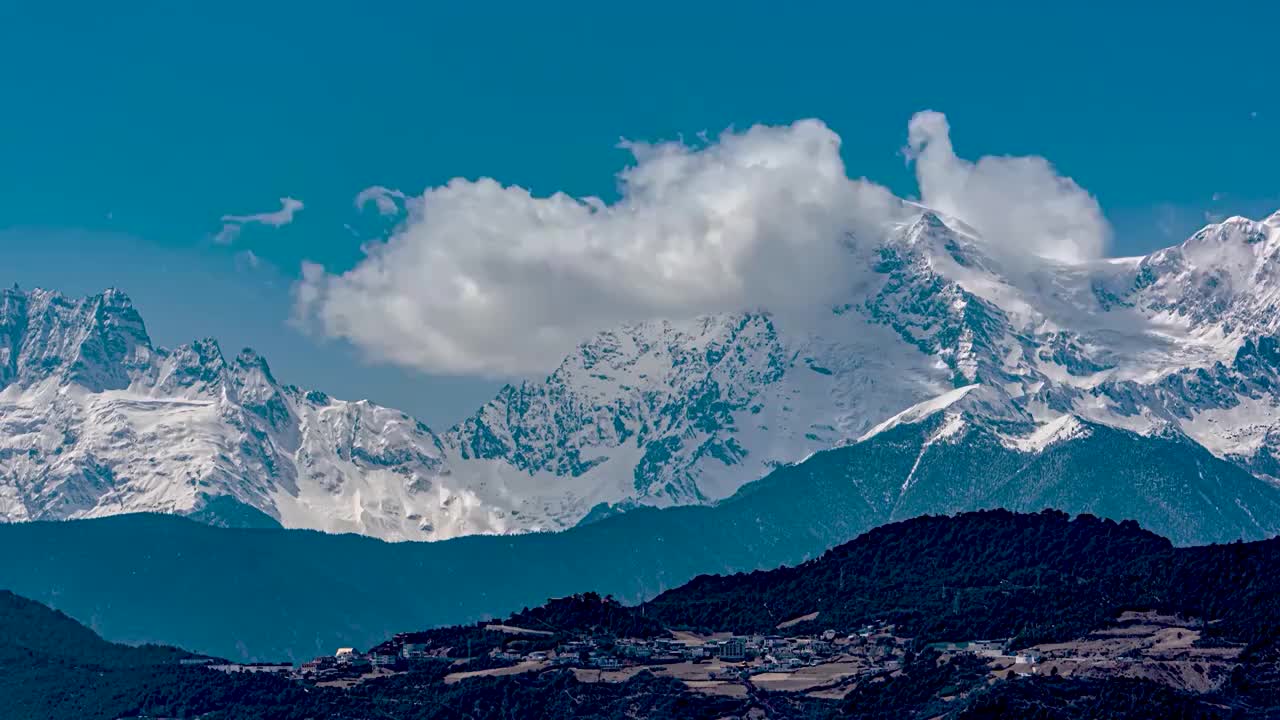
<box><xmin>297</xmin><ymin>113</ymin><xmax>1110</xmax><ymax>377</ymax></box>
<box><xmin>215</xmin><ymin>197</ymin><xmax>304</xmax><ymax>245</ymax></box>
<box><xmin>355</xmin><ymin>186</ymin><xmax>407</xmax><ymax>216</ymax></box>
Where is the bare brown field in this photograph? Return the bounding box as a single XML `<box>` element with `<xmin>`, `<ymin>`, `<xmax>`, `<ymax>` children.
<box><xmin>443</xmin><ymin>660</ymin><xmax>546</xmax><ymax>684</ymax></box>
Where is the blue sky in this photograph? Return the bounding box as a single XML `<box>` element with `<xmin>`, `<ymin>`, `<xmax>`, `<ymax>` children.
<box><xmin>2</xmin><ymin>1</ymin><xmax>1277</xmax><ymax>425</ymax></box>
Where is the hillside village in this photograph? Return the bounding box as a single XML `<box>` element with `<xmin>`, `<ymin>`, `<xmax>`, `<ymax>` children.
<box><xmin>201</xmin><ymin>618</ymin><xmax>915</xmax><ymax>697</ymax></box>
<box><xmin>193</xmin><ymin>601</ymin><xmax>1239</xmax><ymax>703</ymax></box>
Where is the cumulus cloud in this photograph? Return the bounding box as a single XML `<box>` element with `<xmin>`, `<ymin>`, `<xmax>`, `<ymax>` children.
<box><xmin>214</xmin><ymin>197</ymin><xmax>304</xmax><ymax>244</ymax></box>
<box><xmin>355</xmin><ymin>185</ymin><xmax>407</xmax><ymax>215</ymax></box>
<box><xmin>906</xmin><ymin>111</ymin><xmax>1110</xmax><ymax>264</ymax></box>
<box><xmin>295</xmin><ymin>120</ymin><xmax>901</xmax><ymax>376</ymax></box>
<box><xmin>296</xmin><ymin>113</ymin><xmax>1112</xmax><ymax>377</ymax></box>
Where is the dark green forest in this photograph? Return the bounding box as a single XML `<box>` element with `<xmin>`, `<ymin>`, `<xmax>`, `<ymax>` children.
<box><xmin>647</xmin><ymin>508</ymin><xmax>1280</xmax><ymax>650</ymax></box>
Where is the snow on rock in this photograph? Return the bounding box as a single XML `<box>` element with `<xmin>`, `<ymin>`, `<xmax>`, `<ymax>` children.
<box><xmin>858</xmin><ymin>384</ymin><xmax>980</xmax><ymax>442</ymax></box>
<box><xmin>1000</xmin><ymin>413</ymin><xmax>1090</xmax><ymax>453</ymax></box>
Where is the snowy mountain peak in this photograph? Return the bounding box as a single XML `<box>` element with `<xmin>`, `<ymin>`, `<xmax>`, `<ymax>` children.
<box><xmin>0</xmin><ymin>286</ymin><xmax>156</xmax><ymax>393</ymax></box>
<box><xmin>1176</xmin><ymin>215</ymin><xmax>1277</xmax><ymax>267</ymax></box>
<box><xmin>449</xmin><ymin>311</ymin><xmax>790</xmax><ymax>508</ymax></box>
<box><xmin>151</xmin><ymin>337</ymin><xmax>231</xmax><ymax>397</ymax></box>
<box><xmin>1127</xmin><ymin>213</ymin><xmax>1280</xmax><ymax>340</ymax></box>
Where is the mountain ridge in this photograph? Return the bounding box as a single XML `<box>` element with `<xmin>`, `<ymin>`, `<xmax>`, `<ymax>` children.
<box><xmin>5</xmin><ymin>208</ymin><xmax>1280</xmax><ymax>541</ymax></box>
<box><xmin>2</xmin><ymin>400</ymin><xmax>1278</xmax><ymax>661</ymax></box>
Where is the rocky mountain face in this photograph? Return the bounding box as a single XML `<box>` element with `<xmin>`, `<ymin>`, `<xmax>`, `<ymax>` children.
<box><xmin>3</xmin><ymin>209</ymin><xmax>1280</xmax><ymax>542</ymax></box>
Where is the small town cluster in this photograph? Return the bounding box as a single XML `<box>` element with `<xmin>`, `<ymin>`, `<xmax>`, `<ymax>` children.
<box><xmin>192</xmin><ymin>620</ymin><xmax>1048</xmax><ymax>695</ymax></box>
<box><xmin>472</xmin><ymin>623</ymin><xmax>906</xmax><ymax>676</ymax></box>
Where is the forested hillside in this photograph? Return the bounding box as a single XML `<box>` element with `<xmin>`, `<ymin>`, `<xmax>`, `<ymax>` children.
<box><xmin>649</xmin><ymin>508</ymin><xmax>1280</xmax><ymax>649</ymax></box>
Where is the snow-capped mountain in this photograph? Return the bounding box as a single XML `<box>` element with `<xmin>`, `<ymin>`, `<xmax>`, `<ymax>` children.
<box><xmin>0</xmin><ymin>288</ymin><xmax>459</xmax><ymax>539</ymax></box>
<box><xmin>4</xmin><ymin>209</ymin><xmax>1280</xmax><ymax>542</ymax></box>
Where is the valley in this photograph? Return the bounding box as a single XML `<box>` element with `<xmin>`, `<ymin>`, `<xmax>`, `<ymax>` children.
<box><xmin>5</xmin><ymin>510</ymin><xmax>1280</xmax><ymax>719</ymax></box>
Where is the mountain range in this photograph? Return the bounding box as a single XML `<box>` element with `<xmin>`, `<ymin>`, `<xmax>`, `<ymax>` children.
<box><xmin>4</xmin><ymin>404</ymin><xmax>1278</xmax><ymax>662</ymax></box>
<box><xmin>4</xmin><ymin>208</ymin><xmax>1280</xmax><ymax>542</ymax></box>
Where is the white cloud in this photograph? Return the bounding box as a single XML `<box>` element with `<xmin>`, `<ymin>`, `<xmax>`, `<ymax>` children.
<box><xmin>355</xmin><ymin>185</ymin><xmax>406</xmax><ymax>215</ymax></box>
<box><xmin>296</xmin><ymin>120</ymin><xmax>901</xmax><ymax>376</ymax></box>
<box><xmin>213</xmin><ymin>224</ymin><xmax>242</xmax><ymax>245</ymax></box>
<box><xmin>296</xmin><ymin>113</ymin><xmax>1110</xmax><ymax>377</ymax></box>
<box><xmin>906</xmin><ymin>111</ymin><xmax>1110</xmax><ymax>264</ymax></box>
<box><xmin>222</xmin><ymin>196</ymin><xmax>304</xmax><ymax>226</ymax></box>
<box><xmin>214</xmin><ymin>197</ymin><xmax>304</xmax><ymax>244</ymax></box>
